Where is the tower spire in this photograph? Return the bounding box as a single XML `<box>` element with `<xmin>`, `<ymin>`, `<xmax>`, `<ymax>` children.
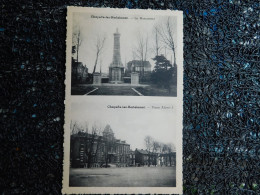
<box><xmin>109</xmin><ymin>28</ymin><xmax>125</xmax><ymax>83</ymax></box>
<box><xmin>110</xmin><ymin>28</ymin><xmax>123</xmax><ymax>67</ymax></box>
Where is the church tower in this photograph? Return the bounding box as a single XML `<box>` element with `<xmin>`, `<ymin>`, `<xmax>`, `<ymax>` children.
<box><xmin>109</xmin><ymin>28</ymin><xmax>124</xmax><ymax>83</ymax></box>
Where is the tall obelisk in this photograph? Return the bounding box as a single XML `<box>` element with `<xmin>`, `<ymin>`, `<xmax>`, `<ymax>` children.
<box><xmin>109</xmin><ymin>28</ymin><xmax>124</xmax><ymax>83</ymax></box>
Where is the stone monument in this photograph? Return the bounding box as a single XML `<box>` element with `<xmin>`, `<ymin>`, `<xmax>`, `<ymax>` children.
<box><xmin>93</xmin><ymin>72</ymin><xmax>101</xmax><ymax>85</ymax></box>
<box><xmin>131</xmin><ymin>72</ymin><xmax>139</xmax><ymax>85</ymax></box>
<box><xmin>109</xmin><ymin>28</ymin><xmax>124</xmax><ymax>83</ymax></box>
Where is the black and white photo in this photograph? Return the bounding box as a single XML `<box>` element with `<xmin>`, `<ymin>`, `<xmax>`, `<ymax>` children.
<box><xmin>69</xmin><ymin>99</ymin><xmax>178</xmax><ymax>187</ymax></box>
<box><xmin>69</xmin><ymin>8</ymin><xmax>180</xmax><ymax>96</ymax></box>
<box><xmin>63</xmin><ymin>7</ymin><xmax>183</xmax><ymax>194</ymax></box>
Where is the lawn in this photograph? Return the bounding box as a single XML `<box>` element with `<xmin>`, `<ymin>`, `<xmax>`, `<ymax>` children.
<box><xmin>69</xmin><ymin>166</ymin><xmax>176</xmax><ymax>187</ymax></box>
<box><xmin>89</xmin><ymin>86</ymin><xmax>138</xmax><ymax>96</ymax></box>
<box><xmin>71</xmin><ymin>85</ymin><xmax>96</xmax><ymax>95</ymax></box>
<box><xmin>135</xmin><ymin>84</ymin><xmax>177</xmax><ymax>97</ymax></box>
<box><xmin>71</xmin><ymin>84</ymin><xmax>177</xmax><ymax>97</ymax></box>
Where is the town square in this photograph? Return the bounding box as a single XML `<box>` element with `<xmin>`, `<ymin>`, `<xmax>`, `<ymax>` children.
<box><xmin>70</xmin><ymin>166</ymin><xmax>176</xmax><ymax>187</ymax></box>
<box><xmin>69</xmin><ymin>125</ymin><xmax>176</xmax><ymax>187</ymax></box>
<box><xmin>68</xmin><ymin>98</ymin><xmax>179</xmax><ymax>187</ymax></box>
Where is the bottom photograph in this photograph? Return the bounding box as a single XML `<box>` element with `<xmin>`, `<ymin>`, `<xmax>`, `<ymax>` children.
<box><xmin>67</xmin><ymin>98</ymin><xmax>180</xmax><ymax>188</ymax></box>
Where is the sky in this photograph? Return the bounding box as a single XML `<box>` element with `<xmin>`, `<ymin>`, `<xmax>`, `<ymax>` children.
<box><xmin>71</xmin><ymin>12</ymin><xmax>178</xmax><ymax>73</ymax></box>
<box><xmin>70</xmin><ymin>97</ymin><xmax>179</xmax><ymax>150</ymax></box>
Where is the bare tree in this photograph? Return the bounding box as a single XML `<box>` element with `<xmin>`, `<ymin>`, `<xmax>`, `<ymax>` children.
<box><xmin>161</xmin><ymin>143</ymin><xmax>169</xmax><ymax>166</ymax></box>
<box><xmin>86</xmin><ymin>123</ymin><xmax>102</xmax><ymax>168</ymax></box>
<box><xmin>72</xmin><ymin>26</ymin><xmax>83</xmax><ymax>63</ymax></box>
<box><xmin>93</xmin><ymin>124</ymin><xmax>103</xmax><ymax>167</ymax></box>
<box><xmin>76</xmin><ymin>30</ymin><xmax>82</xmax><ymax>63</ymax></box>
<box><xmin>158</xmin><ymin>17</ymin><xmax>177</xmax><ymax>66</ymax></box>
<box><xmin>82</xmin><ymin>121</ymin><xmax>89</xmax><ymax>133</ymax></box>
<box><xmin>152</xmin><ymin>25</ymin><xmax>162</xmax><ymax>57</ymax></box>
<box><xmin>151</xmin><ymin>140</ymin><xmax>160</xmax><ymax>165</ymax></box>
<box><xmin>161</xmin><ymin>143</ymin><xmax>176</xmax><ymax>166</ymax></box>
<box><xmin>134</xmin><ymin>33</ymin><xmax>149</xmax><ymax>79</ymax></box>
<box><xmin>144</xmin><ymin>136</ymin><xmax>153</xmax><ymax>166</ymax></box>
<box><xmin>158</xmin><ymin>142</ymin><xmax>164</xmax><ymax>153</ymax></box>
<box><xmin>157</xmin><ymin>142</ymin><xmax>164</xmax><ymax>166</ymax></box>
<box><xmin>70</xmin><ymin>120</ymin><xmax>78</xmax><ymax>135</ymax></box>
<box><xmin>167</xmin><ymin>143</ymin><xmax>175</xmax><ymax>166</ymax></box>
<box><xmin>132</xmin><ymin>49</ymin><xmax>137</xmax><ymax>61</ymax></box>
<box><xmin>92</xmin><ymin>34</ymin><xmax>106</xmax><ymax>74</ymax></box>
<box><xmin>70</xmin><ymin>120</ymin><xmax>83</xmax><ymax>135</ymax></box>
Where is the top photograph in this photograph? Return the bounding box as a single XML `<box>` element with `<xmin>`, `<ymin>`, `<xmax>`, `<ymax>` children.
<box><xmin>67</xmin><ymin>8</ymin><xmax>182</xmax><ymax>97</ymax></box>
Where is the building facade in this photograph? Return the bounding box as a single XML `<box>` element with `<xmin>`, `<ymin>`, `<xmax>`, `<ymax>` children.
<box><xmin>158</xmin><ymin>152</ymin><xmax>176</xmax><ymax>166</ymax></box>
<box><xmin>71</xmin><ymin>58</ymin><xmax>88</xmax><ymax>84</ymax></box>
<box><xmin>135</xmin><ymin>149</ymin><xmax>176</xmax><ymax>167</ymax></box>
<box><xmin>135</xmin><ymin>149</ymin><xmax>149</xmax><ymax>166</ymax></box>
<box><xmin>126</xmin><ymin>60</ymin><xmax>151</xmax><ymax>81</ymax></box>
<box><xmin>70</xmin><ymin>125</ymin><xmax>130</xmax><ymax>168</ymax></box>
<box><xmin>129</xmin><ymin>150</ymin><xmax>136</xmax><ymax>166</ymax></box>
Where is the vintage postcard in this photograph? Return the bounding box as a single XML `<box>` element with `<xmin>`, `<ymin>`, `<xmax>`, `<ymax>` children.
<box><xmin>63</xmin><ymin>7</ymin><xmax>183</xmax><ymax>194</ymax></box>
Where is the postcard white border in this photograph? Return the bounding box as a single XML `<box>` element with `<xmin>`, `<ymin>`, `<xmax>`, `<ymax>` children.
<box><xmin>63</xmin><ymin>6</ymin><xmax>183</xmax><ymax>194</ymax></box>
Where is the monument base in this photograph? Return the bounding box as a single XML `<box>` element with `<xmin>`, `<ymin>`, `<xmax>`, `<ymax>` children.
<box><xmin>93</xmin><ymin>73</ymin><xmax>101</xmax><ymax>85</ymax></box>
<box><xmin>131</xmin><ymin>72</ymin><xmax>139</xmax><ymax>85</ymax></box>
<box><xmin>109</xmin><ymin>81</ymin><xmax>124</xmax><ymax>84</ymax></box>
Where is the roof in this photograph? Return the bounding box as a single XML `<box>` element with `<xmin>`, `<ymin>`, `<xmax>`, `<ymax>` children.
<box><xmin>103</xmin><ymin>125</ymin><xmax>113</xmax><ymax>134</ymax></box>
<box><xmin>127</xmin><ymin>60</ymin><xmax>151</xmax><ymax>67</ymax></box>
<box><xmin>159</xmin><ymin>152</ymin><xmax>176</xmax><ymax>157</ymax></box>
<box><xmin>136</xmin><ymin>149</ymin><xmax>148</xmax><ymax>155</ymax></box>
